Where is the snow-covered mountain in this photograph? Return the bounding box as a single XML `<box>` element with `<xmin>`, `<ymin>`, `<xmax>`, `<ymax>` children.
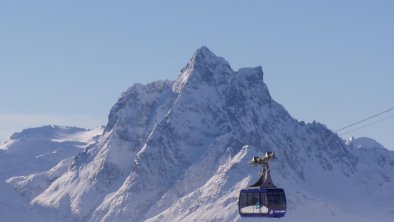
<box><xmin>0</xmin><ymin>125</ymin><xmax>103</xmax><ymax>222</ymax></box>
<box><xmin>7</xmin><ymin>47</ymin><xmax>394</xmax><ymax>222</ymax></box>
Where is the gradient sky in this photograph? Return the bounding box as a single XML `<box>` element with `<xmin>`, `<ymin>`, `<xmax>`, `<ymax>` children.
<box><xmin>1</xmin><ymin>1</ymin><xmax>393</xmax><ymax>149</ymax></box>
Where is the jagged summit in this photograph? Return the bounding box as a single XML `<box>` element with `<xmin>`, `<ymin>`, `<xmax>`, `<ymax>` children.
<box><xmin>194</xmin><ymin>46</ymin><xmax>215</xmax><ymax>58</ymax></box>
<box><xmin>173</xmin><ymin>46</ymin><xmax>233</xmax><ymax>93</ymax></box>
<box><xmin>191</xmin><ymin>46</ymin><xmax>231</xmax><ymax>68</ymax></box>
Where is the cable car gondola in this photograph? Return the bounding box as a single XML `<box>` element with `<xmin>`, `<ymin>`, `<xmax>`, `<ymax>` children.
<box><xmin>238</xmin><ymin>152</ymin><xmax>286</xmax><ymax>218</ymax></box>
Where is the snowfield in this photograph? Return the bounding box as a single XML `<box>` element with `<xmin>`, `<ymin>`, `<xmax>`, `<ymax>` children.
<box><xmin>0</xmin><ymin>125</ymin><xmax>103</xmax><ymax>222</ymax></box>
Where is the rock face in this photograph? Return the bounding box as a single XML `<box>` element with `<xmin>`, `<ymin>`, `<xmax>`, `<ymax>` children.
<box><xmin>8</xmin><ymin>47</ymin><xmax>394</xmax><ymax>222</ymax></box>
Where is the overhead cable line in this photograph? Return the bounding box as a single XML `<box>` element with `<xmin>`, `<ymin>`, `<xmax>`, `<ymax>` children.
<box><xmin>339</xmin><ymin>114</ymin><xmax>394</xmax><ymax>136</ymax></box>
<box><xmin>334</xmin><ymin>107</ymin><xmax>394</xmax><ymax>133</ymax></box>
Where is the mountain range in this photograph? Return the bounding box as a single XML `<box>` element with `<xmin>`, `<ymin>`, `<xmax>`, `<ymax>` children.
<box><xmin>3</xmin><ymin>47</ymin><xmax>394</xmax><ymax>222</ymax></box>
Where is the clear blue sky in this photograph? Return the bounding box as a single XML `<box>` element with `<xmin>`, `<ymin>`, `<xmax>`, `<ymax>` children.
<box><xmin>1</xmin><ymin>1</ymin><xmax>393</xmax><ymax>149</ymax></box>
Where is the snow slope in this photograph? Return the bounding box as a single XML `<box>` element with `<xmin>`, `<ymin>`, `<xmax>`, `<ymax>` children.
<box><xmin>0</xmin><ymin>125</ymin><xmax>103</xmax><ymax>222</ymax></box>
<box><xmin>8</xmin><ymin>47</ymin><xmax>394</xmax><ymax>222</ymax></box>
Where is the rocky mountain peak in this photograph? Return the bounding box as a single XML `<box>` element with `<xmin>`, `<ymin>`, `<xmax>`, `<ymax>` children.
<box><xmin>173</xmin><ymin>46</ymin><xmax>233</xmax><ymax>93</ymax></box>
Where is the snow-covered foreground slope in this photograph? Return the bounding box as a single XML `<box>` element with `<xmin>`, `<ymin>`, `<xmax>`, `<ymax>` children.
<box><xmin>8</xmin><ymin>47</ymin><xmax>394</xmax><ymax>222</ymax></box>
<box><xmin>0</xmin><ymin>125</ymin><xmax>103</xmax><ymax>222</ymax></box>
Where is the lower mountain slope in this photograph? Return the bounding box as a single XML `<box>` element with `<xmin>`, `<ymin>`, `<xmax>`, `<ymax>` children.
<box><xmin>1</xmin><ymin>125</ymin><xmax>102</xmax><ymax>222</ymax></box>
